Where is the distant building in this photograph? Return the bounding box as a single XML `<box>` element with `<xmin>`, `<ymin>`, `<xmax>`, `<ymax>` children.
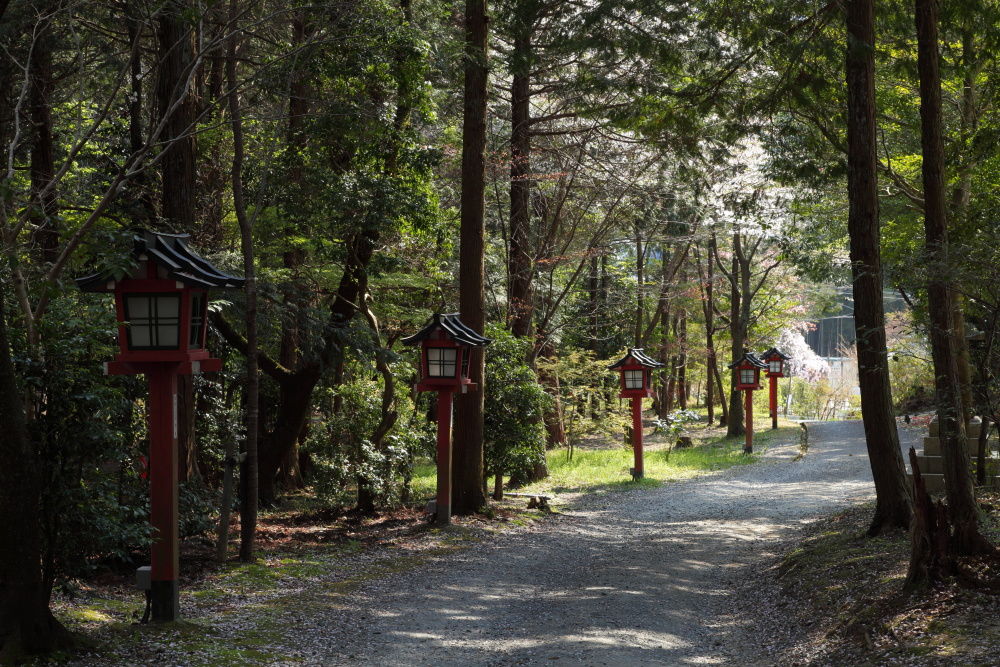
<box><xmin>804</xmin><ymin>288</ymin><xmax>905</xmax><ymax>360</ymax></box>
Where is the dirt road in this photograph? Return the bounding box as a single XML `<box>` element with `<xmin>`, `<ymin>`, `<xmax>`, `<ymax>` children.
<box><xmin>313</xmin><ymin>421</ymin><xmax>918</xmax><ymax>666</ymax></box>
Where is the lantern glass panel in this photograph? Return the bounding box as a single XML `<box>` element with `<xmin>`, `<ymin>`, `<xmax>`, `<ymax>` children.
<box><xmin>769</xmin><ymin>359</ymin><xmax>782</xmax><ymax>374</ymax></box>
<box><xmin>624</xmin><ymin>369</ymin><xmax>645</xmax><ymax>390</ymax></box>
<box><xmin>461</xmin><ymin>350</ymin><xmax>470</xmax><ymax>379</ymax></box>
<box><xmin>124</xmin><ymin>293</ymin><xmax>181</xmax><ymax>350</ymax></box>
<box><xmin>189</xmin><ymin>292</ymin><xmax>206</xmax><ymax>349</ymax></box>
<box><xmin>740</xmin><ymin>368</ymin><xmax>757</xmax><ymax>386</ymax></box>
<box><xmin>427</xmin><ymin>347</ymin><xmax>458</xmax><ymax>378</ymax></box>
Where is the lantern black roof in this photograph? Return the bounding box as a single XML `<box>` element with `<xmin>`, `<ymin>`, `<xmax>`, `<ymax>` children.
<box><xmin>76</xmin><ymin>230</ymin><xmax>245</xmax><ymax>292</ymax></box>
<box><xmin>607</xmin><ymin>348</ymin><xmax>664</xmax><ymax>370</ymax></box>
<box><xmin>760</xmin><ymin>347</ymin><xmax>790</xmax><ymax>361</ymax></box>
<box><xmin>401</xmin><ymin>313</ymin><xmax>491</xmax><ymax>348</ymax></box>
<box><xmin>728</xmin><ymin>350</ymin><xmax>768</xmax><ymax>370</ymax></box>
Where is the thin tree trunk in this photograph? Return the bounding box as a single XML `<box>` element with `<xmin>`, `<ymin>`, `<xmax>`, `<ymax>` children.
<box><xmin>29</xmin><ymin>12</ymin><xmax>58</xmax><ymax>265</ymax></box>
<box><xmin>677</xmin><ymin>305</ymin><xmax>688</xmax><ymax>410</ymax></box>
<box><xmin>726</xmin><ymin>237</ymin><xmax>745</xmax><ymax>437</ymax></box>
<box><xmin>697</xmin><ymin>239</ymin><xmax>718</xmax><ymax>424</ymax></box>
<box><xmin>635</xmin><ymin>232</ymin><xmax>644</xmax><ymax>346</ymax></box>
<box><xmin>589</xmin><ymin>254</ymin><xmax>599</xmax><ymax>355</ymax></box>
<box><xmin>452</xmin><ymin>0</ymin><xmax>489</xmax><ymax>515</ymax></box>
<box><xmin>914</xmin><ymin>0</ymin><xmax>990</xmax><ymax>555</ymax></box>
<box><xmin>226</xmin><ymin>2</ymin><xmax>259</xmax><ymax>561</ymax></box>
<box><xmin>124</xmin><ymin>0</ymin><xmax>155</xmax><ymax>225</ymax></box>
<box><xmin>845</xmin><ymin>0</ymin><xmax>912</xmax><ymax>535</ymax></box>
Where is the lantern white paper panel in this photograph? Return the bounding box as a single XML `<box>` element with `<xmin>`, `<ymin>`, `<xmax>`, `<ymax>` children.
<box><xmin>427</xmin><ymin>347</ymin><xmax>458</xmax><ymax>377</ymax></box>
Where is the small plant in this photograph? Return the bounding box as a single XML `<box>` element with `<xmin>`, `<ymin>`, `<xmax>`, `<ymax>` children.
<box><xmin>653</xmin><ymin>409</ymin><xmax>700</xmax><ymax>461</ymax></box>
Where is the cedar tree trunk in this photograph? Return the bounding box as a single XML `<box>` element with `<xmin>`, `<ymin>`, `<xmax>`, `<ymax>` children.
<box><xmin>844</xmin><ymin>0</ymin><xmax>912</xmax><ymax>535</ymax></box>
<box><xmin>452</xmin><ymin>0</ymin><xmax>490</xmax><ymax>514</ymax></box>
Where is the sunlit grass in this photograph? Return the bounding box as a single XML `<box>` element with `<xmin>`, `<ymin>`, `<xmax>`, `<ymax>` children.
<box><xmin>409</xmin><ymin>426</ymin><xmax>799</xmax><ymax>499</ymax></box>
<box><xmin>527</xmin><ymin>437</ymin><xmax>758</xmax><ymax>495</ymax></box>
<box><xmin>411</xmin><ymin>461</ymin><xmax>437</xmax><ymax>502</ymax></box>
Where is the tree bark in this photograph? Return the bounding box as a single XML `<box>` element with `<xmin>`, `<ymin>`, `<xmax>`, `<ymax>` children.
<box><xmin>452</xmin><ymin>0</ymin><xmax>489</xmax><ymax>515</ymax></box>
<box><xmin>635</xmin><ymin>232</ymin><xmax>644</xmax><ymax>346</ymax></box>
<box><xmin>725</xmin><ymin>235</ymin><xmax>746</xmax><ymax>437</ymax></box>
<box><xmin>28</xmin><ymin>11</ymin><xmax>58</xmax><ymax>266</ymax></box>
<box><xmin>699</xmin><ymin>238</ymin><xmax>717</xmax><ymax>424</ymax></box>
<box><xmin>226</xmin><ymin>0</ymin><xmax>260</xmax><ymax>561</ymax></box>
<box><xmin>157</xmin><ymin>2</ymin><xmax>201</xmax><ymax>487</ymax></box>
<box><xmin>914</xmin><ymin>0</ymin><xmax>990</xmax><ymax>555</ymax></box>
<box><xmin>124</xmin><ymin>0</ymin><xmax>155</xmax><ymax>225</ymax></box>
<box><xmin>844</xmin><ymin>0</ymin><xmax>912</xmax><ymax>535</ymax></box>
<box><xmin>508</xmin><ymin>26</ymin><xmax>533</xmax><ymax>338</ymax></box>
<box><xmin>677</xmin><ymin>301</ymin><xmax>688</xmax><ymax>410</ymax></box>
<box><xmin>0</xmin><ymin>280</ymin><xmax>73</xmax><ymax>661</ymax></box>
<box><xmin>157</xmin><ymin>4</ymin><xmax>197</xmax><ymax>230</ymax></box>
<box><xmin>588</xmin><ymin>254</ymin><xmax>599</xmax><ymax>355</ymax></box>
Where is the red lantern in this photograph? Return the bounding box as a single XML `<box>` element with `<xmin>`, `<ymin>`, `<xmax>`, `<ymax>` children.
<box><xmin>402</xmin><ymin>313</ymin><xmax>490</xmax><ymax>393</ymax></box>
<box><xmin>402</xmin><ymin>313</ymin><xmax>490</xmax><ymax>526</ymax></box>
<box><xmin>760</xmin><ymin>347</ymin><xmax>789</xmax><ymax>378</ymax></box>
<box><xmin>729</xmin><ymin>351</ymin><xmax>767</xmax><ymax>390</ymax></box>
<box><xmin>608</xmin><ymin>348</ymin><xmax>664</xmax><ymax>480</ymax></box>
<box><xmin>78</xmin><ymin>231</ymin><xmax>243</xmax><ymax>374</ymax></box>
<box><xmin>77</xmin><ymin>230</ymin><xmax>243</xmax><ymax>622</ymax></box>
<box><xmin>608</xmin><ymin>348</ymin><xmax>663</xmax><ymax>399</ymax></box>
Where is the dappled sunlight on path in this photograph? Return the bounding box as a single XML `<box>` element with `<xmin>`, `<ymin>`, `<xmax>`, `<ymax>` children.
<box><xmin>261</xmin><ymin>420</ymin><xmax>902</xmax><ymax>666</ymax></box>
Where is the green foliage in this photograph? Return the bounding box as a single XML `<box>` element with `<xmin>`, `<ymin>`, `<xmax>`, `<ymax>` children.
<box><xmin>305</xmin><ymin>358</ymin><xmax>433</xmax><ymax>507</ymax></box>
<box><xmin>538</xmin><ymin>349</ymin><xmax>627</xmax><ymax>457</ymax></box>
<box><xmin>886</xmin><ymin>314</ymin><xmax>935</xmax><ymax>412</ymax></box>
<box><xmin>13</xmin><ymin>294</ymin><xmax>151</xmax><ymax>582</ymax></box>
<box><xmin>482</xmin><ymin>326</ymin><xmax>550</xmax><ymax>479</ymax></box>
<box><xmin>653</xmin><ymin>409</ymin><xmax>700</xmax><ymax>439</ymax></box>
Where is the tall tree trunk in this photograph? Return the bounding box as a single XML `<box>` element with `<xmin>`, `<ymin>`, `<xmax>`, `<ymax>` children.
<box><xmin>697</xmin><ymin>238</ymin><xmax>718</xmax><ymax>424</ymax></box>
<box><xmin>124</xmin><ymin>0</ymin><xmax>155</xmax><ymax>225</ymax></box>
<box><xmin>226</xmin><ymin>0</ymin><xmax>259</xmax><ymax>562</ymax></box>
<box><xmin>677</xmin><ymin>306</ymin><xmax>688</xmax><ymax>409</ymax></box>
<box><xmin>635</xmin><ymin>232</ymin><xmax>644</xmax><ymax>346</ymax></box>
<box><xmin>28</xmin><ymin>12</ymin><xmax>58</xmax><ymax>266</ymax></box>
<box><xmin>157</xmin><ymin>3</ymin><xmax>200</xmax><ymax>483</ymax></box>
<box><xmin>508</xmin><ymin>35</ymin><xmax>533</xmax><ymax>337</ymax></box>
<box><xmin>914</xmin><ymin>0</ymin><xmax>990</xmax><ymax>555</ymax></box>
<box><xmin>844</xmin><ymin>0</ymin><xmax>912</xmax><ymax>536</ymax></box>
<box><xmin>0</xmin><ymin>280</ymin><xmax>73</xmax><ymax>661</ymax></box>
<box><xmin>452</xmin><ymin>0</ymin><xmax>489</xmax><ymax>515</ymax></box>
<box><xmin>726</xmin><ymin>236</ymin><xmax>746</xmax><ymax>437</ymax></box>
<box><xmin>157</xmin><ymin>5</ymin><xmax>197</xmax><ymax>230</ymax></box>
<box><xmin>589</xmin><ymin>254</ymin><xmax>599</xmax><ymax>355</ymax></box>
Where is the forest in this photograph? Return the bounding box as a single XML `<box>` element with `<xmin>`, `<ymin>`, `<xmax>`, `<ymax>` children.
<box><xmin>2</xmin><ymin>0</ymin><xmax>1000</xmax><ymax>660</ymax></box>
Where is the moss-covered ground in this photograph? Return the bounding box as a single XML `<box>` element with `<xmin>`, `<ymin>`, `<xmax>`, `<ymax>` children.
<box><xmin>742</xmin><ymin>492</ymin><xmax>1000</xmax><ymax>665</ymax></box>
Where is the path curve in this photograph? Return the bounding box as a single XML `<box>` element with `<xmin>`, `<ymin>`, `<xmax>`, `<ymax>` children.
<box><xmin>303</xmin><ymin>420</ymin><xmax>921</xmax><ymax>666</ymax></box>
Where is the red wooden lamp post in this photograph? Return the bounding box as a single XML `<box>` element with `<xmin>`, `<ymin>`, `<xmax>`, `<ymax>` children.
<box><xmin>729</xmin><ymin>351</ymin><xmax>767</xmax><ymax>454</ymax></box>
<box><xmin>608</xmin><ymin>348</ymin><xmax>664</xmax><ymax>480</ymax></box>
<box><xmin>77</xmin><ymin>231</ymin><xmax>243</xmax><ymax>622</ymax></box>
<box><xmin>402</xmin><ymin>313</ymin><xmax>490</xmax><ymax>526</ymax></box>
<box><xmin>760</xmin><ymin>347</ymin><xmax>789</xmax><ymax>430</ymax></box>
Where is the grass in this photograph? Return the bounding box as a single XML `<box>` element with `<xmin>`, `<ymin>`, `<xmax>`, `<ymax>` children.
<box><xmin>410</xmin><ymin>420</ymin><xmax>800</xmax><ymax>499</ymax></box>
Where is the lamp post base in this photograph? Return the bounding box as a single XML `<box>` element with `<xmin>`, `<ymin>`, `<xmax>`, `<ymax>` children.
<box><xmin>150</xmin><ymin>579</ymin><xmax>179</xmax><ymax>622</ymax></box>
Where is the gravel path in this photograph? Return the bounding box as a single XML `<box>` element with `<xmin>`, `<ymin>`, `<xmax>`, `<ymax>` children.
<box><xmin>298</xmin><ymin>421</ymin><xmax>922</xmax><ymax>666</ymax></box>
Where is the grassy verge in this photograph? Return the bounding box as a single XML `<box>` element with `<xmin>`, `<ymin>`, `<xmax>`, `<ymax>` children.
<box><xmin>411</xmin><ymin>421</ymin><xmax>800</xmax><ymax>499</ymax></box>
